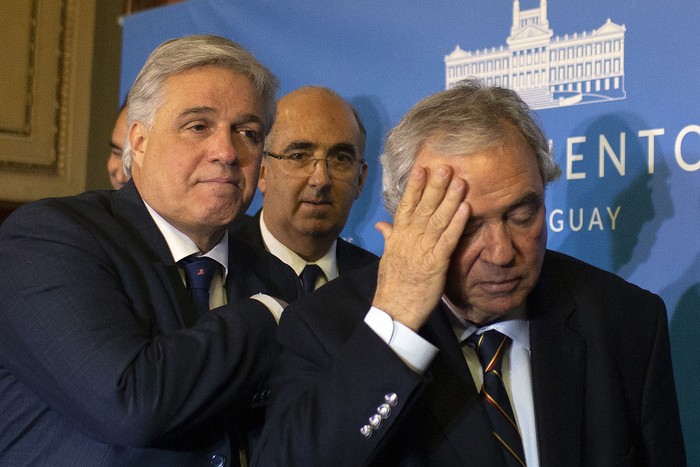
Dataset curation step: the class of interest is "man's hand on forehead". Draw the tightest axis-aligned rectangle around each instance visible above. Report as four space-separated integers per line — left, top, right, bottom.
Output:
373 165 470 331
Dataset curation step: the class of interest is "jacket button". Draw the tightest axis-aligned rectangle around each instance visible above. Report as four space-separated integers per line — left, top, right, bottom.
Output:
369 414 382 429
384 392 398 407
360 424 373 438
210 454 226 467
377 403 391 419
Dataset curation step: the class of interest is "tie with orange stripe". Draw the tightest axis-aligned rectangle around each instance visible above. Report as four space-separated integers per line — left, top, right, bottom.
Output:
466 330 526 466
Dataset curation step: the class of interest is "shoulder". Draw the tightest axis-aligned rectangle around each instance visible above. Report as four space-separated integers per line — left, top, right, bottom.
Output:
280 262 379 339
536 249 666 322
229 212 263 247
336 237 380 271
1 190 117 237
542 250 657 296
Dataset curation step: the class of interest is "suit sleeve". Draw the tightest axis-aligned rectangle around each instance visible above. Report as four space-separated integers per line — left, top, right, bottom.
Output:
0 201 277 448
252 298 426 467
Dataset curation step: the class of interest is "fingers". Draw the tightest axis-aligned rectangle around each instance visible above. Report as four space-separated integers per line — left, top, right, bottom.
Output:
419 172 468 253
371 164 470 331
375 221 393 241
392 166 428 229
392 164 468 250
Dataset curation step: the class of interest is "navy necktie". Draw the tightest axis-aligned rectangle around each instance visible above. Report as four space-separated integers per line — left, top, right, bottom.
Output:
180 256 219 317
465 330 526 466
300 264 322 296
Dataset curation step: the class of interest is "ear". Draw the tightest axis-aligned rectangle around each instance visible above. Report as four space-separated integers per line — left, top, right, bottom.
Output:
257 158 268 194
129 121 148 168
355 162 368 199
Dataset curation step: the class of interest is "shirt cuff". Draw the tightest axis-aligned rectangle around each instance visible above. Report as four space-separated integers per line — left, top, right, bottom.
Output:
364 306 438 374
250 293 287 323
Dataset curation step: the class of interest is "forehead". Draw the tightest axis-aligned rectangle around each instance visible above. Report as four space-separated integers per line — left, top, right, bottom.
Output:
158 66 261 117
112 107 128 139
272 92 361 147
416 130 543 209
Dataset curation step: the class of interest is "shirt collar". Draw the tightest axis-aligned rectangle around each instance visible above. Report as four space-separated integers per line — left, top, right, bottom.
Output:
442 295 530 352
143 201 229 279
259 209 338 280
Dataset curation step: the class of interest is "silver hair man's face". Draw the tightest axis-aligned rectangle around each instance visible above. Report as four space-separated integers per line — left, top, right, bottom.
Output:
128 66 265 238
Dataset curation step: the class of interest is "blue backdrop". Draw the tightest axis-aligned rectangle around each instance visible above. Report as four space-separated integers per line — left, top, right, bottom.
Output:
121 1 699 461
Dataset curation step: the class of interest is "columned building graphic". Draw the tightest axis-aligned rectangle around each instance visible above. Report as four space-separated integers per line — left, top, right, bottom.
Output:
445 0 626 110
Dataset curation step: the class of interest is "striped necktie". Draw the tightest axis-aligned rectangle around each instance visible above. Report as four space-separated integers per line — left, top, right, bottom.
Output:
465 330 526 466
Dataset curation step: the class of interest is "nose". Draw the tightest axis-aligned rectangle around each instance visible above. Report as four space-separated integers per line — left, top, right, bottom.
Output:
209 128 238 165
479 222 515 266
307 158 332 187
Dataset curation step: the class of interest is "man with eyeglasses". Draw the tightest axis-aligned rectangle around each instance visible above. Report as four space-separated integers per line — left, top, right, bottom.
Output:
235 86 378 294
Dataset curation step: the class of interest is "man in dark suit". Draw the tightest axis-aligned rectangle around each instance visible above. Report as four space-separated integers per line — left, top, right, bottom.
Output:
253 80 686 466
0 35 298 466
235 86 377 293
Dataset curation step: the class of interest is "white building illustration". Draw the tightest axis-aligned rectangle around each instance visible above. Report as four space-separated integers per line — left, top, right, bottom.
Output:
445 0 626 110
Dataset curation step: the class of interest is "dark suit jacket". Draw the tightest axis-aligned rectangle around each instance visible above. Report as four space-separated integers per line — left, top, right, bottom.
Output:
232 210 378 282
0 182 300 467
253 250 686 466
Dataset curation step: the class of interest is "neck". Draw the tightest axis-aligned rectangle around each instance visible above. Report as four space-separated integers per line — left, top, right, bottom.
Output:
178 225 225 254
284 235 335 262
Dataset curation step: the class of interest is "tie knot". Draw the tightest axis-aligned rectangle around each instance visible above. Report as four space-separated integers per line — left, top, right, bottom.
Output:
300 264 323 295
180 256 219 291
465 330 510 373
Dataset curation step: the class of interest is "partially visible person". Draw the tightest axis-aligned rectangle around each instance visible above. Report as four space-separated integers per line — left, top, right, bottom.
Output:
0 35 300 466
107 102 130 189
253 79 686 466
235 86 377 294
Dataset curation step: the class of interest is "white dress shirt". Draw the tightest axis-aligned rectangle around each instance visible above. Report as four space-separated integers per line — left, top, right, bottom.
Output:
144 202 228 308
259 210 337 290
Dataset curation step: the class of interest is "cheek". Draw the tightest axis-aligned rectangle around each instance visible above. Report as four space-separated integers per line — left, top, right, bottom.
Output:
448 240 480 281
242 164 261 194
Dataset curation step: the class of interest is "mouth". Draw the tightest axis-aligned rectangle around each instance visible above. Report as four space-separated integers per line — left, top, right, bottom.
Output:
301 198 332 206
477 277 520 295
199 177 240 187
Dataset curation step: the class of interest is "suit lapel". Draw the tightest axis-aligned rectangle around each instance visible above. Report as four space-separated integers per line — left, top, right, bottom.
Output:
420 305 507 466
528 254 586 466
226 234 301 304
336 238 377 274
110 182 193 328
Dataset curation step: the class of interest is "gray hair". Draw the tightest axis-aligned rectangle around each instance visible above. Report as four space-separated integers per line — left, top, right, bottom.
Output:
381 78 561 213
122 35 278 176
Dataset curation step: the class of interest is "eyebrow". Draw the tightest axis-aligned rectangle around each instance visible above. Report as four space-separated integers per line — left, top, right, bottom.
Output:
282 140 315 152
469 191 543 222
506 192 543 214
329 142 358 157
176 107 264 127
109 141 122 151
282 140 358 157
177 106 216 120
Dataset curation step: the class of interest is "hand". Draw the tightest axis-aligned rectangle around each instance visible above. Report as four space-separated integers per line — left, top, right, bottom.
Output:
373 165 469 331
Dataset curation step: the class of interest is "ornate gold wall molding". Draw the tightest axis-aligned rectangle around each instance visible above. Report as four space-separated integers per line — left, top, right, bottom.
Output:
0 0 95 202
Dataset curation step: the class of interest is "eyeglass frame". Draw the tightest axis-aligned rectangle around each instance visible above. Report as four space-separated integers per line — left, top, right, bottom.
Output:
262 150 365 177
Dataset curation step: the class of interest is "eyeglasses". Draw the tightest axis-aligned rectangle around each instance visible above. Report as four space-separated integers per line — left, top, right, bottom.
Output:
263 151 364 178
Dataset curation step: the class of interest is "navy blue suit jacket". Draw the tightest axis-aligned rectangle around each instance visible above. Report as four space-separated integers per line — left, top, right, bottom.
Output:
0 182 300 466
254 250 685 466
232 210 378 284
